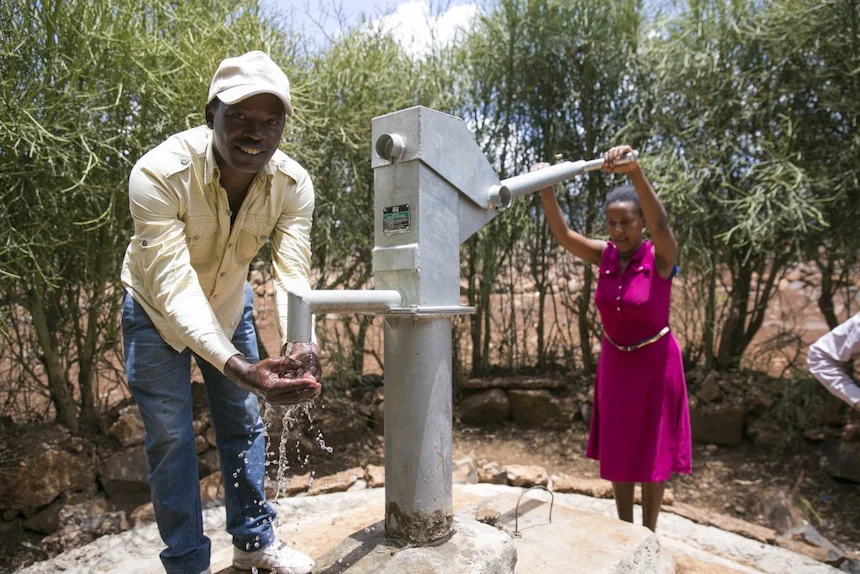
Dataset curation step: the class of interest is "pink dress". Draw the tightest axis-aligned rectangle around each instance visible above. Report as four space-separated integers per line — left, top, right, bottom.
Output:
586 240 692 482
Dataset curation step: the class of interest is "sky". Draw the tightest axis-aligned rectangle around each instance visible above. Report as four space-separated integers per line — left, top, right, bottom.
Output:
264 0 481 55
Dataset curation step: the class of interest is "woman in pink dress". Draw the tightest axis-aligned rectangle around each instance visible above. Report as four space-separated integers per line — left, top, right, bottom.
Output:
535 145 692 532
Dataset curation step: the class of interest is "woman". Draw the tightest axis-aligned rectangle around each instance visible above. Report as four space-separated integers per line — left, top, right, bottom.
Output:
535 145 691 532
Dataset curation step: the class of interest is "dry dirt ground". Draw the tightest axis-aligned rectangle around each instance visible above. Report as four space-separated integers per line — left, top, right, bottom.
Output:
3 403 858 572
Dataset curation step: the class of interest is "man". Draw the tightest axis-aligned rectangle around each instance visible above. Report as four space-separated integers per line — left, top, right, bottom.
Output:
121 51 320 574
808 312 860 411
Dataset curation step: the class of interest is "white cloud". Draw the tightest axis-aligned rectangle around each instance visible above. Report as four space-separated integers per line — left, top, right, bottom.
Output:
373 1 479 58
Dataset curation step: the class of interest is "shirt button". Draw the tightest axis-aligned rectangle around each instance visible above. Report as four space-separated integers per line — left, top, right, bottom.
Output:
213 294 219 299
616 296 621 301
227 242 233 248
226 210 233 216
616 307 621 311
219 272 226 277
180 158 189 165
192 235 199 241
617 285 622 290
604 270 610 274
141 240 148 247
259 235 267 241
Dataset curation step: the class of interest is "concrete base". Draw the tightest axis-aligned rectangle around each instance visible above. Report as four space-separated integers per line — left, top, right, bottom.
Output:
486 490 674 573
18 484 840 574
312 517 516 573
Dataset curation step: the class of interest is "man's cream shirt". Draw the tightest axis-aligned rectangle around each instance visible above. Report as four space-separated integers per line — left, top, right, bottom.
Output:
121 125 313 373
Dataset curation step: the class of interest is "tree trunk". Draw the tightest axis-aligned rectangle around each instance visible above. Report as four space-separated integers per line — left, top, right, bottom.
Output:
578 266 595 374
815 255 840 330
28 284 79 433
703 252 717 371
716 263 751 370
351 315 370 375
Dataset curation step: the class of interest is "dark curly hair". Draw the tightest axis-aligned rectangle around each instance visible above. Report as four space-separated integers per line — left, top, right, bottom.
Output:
605 185 642 215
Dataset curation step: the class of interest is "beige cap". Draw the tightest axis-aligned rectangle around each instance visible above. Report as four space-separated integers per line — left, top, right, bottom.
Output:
207 51 294 117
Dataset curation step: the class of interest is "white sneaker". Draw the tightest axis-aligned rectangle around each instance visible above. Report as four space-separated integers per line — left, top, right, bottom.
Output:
233 539 315 574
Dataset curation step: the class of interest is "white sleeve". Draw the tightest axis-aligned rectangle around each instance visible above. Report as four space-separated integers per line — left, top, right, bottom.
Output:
807 312 860 408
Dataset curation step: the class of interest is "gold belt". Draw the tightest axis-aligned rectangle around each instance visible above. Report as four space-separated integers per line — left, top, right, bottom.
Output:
605 326 670 352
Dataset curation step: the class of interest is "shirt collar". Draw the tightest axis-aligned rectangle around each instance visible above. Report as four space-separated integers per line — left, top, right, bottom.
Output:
630 240 650 262
204 133 218 186
606 239 650 272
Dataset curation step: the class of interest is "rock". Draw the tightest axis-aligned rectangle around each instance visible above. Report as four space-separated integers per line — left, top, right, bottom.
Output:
0 449 95 514
634 486 675 506
684 366 707 386
475 502 501 526
747 419 787 450
192 416 208 437
249 269 264 286
205 426 217 447
776 537 833 564
129 502 155 528
195 435 209 454
307 467 363 496
825 439 860 482
458 389 511 425
452 457 478 484
283 472 312 496
744 386 775 415
100 446 150 505
265 474 311 499
842 423 860 442
504 464 548 487
804 428 832 442
551 475 613 498
22 498 64 534
508 390 575 430
348 480 368 492
197 448 220 478
662 502 777 544
101 446 148 484
690 403 745 446
40 496 126 556
108 406 146 447
697 373 722 402
477 462 508 485
365 465 385 488
755 489 805 534
821 394 848 427
305 406 366 448
579 402 593 426
190 382 209 415
372 402 384 435
461 374 567 391
200 471 224 505
776 524 851 566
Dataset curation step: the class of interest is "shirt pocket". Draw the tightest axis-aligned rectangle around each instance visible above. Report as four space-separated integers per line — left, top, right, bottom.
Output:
184 216 218 262
235 216 275 264
625 263 653 307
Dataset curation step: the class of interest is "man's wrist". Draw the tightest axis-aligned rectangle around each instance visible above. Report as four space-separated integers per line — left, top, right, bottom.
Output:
224 354 249 382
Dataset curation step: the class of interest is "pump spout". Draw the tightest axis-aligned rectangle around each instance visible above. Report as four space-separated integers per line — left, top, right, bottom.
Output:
286 289 404 342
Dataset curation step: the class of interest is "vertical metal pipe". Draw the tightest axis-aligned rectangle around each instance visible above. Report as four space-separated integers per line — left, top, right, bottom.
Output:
383 317 453 544
287 291 313 342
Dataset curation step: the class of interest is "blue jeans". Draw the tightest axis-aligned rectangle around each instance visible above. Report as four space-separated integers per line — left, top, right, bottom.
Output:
122 284 275 574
